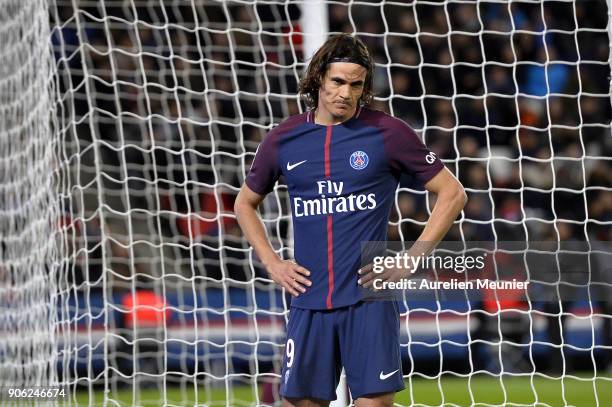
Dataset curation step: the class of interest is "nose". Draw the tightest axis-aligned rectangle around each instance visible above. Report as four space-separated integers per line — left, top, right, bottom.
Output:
339 84 351 100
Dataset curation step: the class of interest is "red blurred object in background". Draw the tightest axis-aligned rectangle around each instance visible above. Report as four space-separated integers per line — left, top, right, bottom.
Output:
122 290 172 328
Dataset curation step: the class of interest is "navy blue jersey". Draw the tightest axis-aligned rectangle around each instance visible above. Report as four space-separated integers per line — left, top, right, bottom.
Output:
246 107 444 310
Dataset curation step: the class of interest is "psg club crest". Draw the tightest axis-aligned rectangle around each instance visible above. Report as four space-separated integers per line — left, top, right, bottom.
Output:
349 150 369 170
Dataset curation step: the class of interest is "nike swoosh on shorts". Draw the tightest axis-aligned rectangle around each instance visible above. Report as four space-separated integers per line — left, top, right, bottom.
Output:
379 369 399 380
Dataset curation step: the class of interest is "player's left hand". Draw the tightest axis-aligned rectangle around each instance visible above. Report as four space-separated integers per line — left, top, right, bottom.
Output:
357 262 412 290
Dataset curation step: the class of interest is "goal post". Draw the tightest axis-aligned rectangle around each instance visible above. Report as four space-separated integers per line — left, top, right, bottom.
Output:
1 1 611 406
0 0 60 389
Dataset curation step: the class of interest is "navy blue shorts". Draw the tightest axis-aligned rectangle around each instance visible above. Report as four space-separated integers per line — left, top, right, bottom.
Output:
279 300 405 401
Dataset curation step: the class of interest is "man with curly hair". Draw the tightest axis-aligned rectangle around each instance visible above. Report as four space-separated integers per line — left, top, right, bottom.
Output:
235 34 466 407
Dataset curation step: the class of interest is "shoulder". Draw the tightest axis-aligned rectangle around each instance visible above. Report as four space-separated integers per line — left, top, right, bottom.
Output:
357 108 428 154
265 112 309 141
356 107 415 135
254 112 308 161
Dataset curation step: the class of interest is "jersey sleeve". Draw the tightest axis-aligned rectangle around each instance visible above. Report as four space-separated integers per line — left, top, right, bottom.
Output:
384 119 444 185
245 130 281 195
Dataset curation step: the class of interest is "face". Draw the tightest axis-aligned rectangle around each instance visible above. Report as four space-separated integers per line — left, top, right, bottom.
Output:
317 62 367 123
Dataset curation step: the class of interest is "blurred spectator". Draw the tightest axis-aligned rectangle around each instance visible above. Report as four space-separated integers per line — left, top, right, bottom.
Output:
521 47 570 97
61 211 137 293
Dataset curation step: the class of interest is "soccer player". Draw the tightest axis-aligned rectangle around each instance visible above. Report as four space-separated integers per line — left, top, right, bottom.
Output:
234 34 466 407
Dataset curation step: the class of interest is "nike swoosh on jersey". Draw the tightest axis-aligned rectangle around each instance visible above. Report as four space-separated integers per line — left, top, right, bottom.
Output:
286 160 307 171
379 369 399 380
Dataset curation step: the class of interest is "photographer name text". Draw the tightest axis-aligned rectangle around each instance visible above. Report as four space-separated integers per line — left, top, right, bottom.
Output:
373 278 529 291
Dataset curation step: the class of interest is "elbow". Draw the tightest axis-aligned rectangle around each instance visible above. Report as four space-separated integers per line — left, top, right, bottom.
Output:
233 192 247 221
447 181 467 214
433 180 466 219
233 187 258 222
234 199 249 224
455 183 467 212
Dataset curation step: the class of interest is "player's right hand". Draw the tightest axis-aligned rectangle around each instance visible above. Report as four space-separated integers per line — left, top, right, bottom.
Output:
266 260 311 297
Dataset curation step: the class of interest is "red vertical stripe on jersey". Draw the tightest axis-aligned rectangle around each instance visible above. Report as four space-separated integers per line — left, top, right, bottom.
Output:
326 215 334 309
324 125 334 309
324 125 332 178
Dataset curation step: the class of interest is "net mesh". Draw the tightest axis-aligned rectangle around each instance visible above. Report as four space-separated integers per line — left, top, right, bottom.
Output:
1 0 611 406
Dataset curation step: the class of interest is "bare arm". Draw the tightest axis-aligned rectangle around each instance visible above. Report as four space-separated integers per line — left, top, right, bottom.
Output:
409 167 467 256
234 184 311 296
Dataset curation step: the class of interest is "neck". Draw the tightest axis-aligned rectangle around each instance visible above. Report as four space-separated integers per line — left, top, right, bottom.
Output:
314 106 358 126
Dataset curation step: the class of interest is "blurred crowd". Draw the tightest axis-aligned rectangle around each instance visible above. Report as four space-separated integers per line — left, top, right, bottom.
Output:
345 1 612 245
51 1 610 290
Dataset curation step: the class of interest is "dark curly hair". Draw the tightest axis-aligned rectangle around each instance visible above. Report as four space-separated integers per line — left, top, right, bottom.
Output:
299 34 374 109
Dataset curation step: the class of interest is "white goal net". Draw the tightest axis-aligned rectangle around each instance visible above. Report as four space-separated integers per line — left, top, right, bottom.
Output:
1 0 611 406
